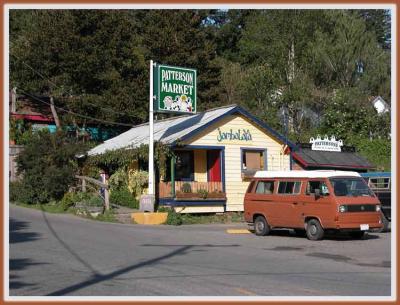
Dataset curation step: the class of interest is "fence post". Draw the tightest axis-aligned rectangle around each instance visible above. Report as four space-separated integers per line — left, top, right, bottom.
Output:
82 179 86 192
104 188 110 210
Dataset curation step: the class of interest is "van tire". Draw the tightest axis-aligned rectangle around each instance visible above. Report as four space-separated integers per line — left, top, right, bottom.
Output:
306 219 324 241
378 212 390 233
254 216 270 236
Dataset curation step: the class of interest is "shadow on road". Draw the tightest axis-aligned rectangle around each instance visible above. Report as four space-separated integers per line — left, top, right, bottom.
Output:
40 208 101 276
9 258 49 290
9 218 41 244
9 218 45 291
46 245 193 296
46 243 241 296
261 229 381 241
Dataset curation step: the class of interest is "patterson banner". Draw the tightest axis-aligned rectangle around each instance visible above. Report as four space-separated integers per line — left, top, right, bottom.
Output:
154 64 197 114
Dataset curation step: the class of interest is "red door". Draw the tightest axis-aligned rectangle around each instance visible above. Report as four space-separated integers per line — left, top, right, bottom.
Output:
207 150 221 182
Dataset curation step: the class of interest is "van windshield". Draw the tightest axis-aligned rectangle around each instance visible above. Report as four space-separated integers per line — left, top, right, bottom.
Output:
329 178 374 197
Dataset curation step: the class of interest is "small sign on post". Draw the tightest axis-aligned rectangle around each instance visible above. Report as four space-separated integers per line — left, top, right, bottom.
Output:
139 194 155 212
154 64 197 114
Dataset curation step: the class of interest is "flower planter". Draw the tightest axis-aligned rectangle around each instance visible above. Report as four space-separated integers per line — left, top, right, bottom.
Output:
175 192 226 201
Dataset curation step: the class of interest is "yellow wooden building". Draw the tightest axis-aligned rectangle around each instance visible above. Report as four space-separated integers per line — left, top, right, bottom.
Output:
89 105 294 213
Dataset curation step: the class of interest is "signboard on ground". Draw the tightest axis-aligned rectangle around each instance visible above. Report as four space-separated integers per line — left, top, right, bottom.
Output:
139 194 155 212
154 64 197 114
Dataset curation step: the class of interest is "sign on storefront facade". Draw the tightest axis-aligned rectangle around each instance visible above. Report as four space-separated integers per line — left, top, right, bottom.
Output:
154 64 197 114
310 135 343 152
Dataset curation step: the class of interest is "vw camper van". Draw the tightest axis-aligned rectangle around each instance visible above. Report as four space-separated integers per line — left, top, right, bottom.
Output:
244 171 382 240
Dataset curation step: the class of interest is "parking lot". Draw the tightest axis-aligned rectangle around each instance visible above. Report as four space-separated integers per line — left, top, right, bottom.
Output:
10 205 391 297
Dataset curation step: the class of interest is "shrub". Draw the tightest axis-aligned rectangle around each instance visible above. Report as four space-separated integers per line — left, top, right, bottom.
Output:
110 187 138 209
181 183 192 193
197 189 208 199
16 130 87 204
165 209 183 226
9 181 31 203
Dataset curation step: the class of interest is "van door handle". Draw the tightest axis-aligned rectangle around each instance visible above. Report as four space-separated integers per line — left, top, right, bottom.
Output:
292 202 298 205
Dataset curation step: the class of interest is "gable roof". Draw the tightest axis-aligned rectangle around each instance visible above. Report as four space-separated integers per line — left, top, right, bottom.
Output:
88 104 294 156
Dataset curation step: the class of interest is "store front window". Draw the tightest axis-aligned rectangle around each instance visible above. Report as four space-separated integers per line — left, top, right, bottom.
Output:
241 149 267 172
175 151 194 181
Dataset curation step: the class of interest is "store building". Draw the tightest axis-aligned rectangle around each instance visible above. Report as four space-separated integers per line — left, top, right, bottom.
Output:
89 105 294 213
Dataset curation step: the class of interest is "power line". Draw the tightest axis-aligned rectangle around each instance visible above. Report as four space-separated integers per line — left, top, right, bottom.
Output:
10 53 140 118
18 89 134 127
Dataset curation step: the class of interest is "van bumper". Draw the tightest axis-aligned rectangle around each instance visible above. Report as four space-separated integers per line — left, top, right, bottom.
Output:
334 212 383 230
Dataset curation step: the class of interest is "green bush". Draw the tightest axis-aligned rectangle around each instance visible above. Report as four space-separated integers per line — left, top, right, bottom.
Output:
16 130 87 204
165 209 183 226
9 181 32 203
110 187 138 209
181 183 192 193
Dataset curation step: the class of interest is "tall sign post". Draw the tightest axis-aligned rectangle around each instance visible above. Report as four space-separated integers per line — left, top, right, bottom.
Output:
148 60 155 196
145 62 197 206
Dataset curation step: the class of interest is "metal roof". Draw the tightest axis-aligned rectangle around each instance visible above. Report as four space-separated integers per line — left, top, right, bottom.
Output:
88 104 294 156
88 105 232 156
254 170 361 179
292 147 374 170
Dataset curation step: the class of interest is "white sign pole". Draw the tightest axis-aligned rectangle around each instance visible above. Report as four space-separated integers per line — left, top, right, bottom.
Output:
148 60 155 195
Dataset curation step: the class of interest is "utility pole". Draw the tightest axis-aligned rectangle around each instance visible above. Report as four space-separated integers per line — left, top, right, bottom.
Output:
50 96 61 128
11 87 17 113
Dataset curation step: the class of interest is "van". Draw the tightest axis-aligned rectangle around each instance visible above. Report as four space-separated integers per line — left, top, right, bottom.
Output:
244 170 383 240
360 172 391 232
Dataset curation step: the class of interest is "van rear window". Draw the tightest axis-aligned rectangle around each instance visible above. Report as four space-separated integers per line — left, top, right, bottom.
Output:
278 181 301 194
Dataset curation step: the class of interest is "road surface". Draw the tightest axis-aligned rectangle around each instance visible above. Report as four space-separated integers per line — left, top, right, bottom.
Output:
9 205 391 297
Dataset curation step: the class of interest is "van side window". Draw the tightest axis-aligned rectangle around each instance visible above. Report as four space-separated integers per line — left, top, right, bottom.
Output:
306 181 329 195
278 181 301 194
255 181 274 194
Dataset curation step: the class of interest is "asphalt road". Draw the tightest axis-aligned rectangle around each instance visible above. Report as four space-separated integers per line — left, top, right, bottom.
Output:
9 205 391 297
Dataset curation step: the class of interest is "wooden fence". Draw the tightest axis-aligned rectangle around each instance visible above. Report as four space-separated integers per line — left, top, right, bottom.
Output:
75 175 110 210
158 181 223 198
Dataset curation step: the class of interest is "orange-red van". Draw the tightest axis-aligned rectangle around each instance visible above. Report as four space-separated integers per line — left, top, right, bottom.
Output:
244 171 383 240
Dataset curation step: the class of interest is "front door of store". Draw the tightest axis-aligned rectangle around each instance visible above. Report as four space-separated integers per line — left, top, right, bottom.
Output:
207 150 221 182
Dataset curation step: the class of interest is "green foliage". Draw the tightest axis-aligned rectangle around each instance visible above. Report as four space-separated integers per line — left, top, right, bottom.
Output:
109 168 129 191
110 187 138 209
197 189 208 199
127 170 148 198
180 183 192 193
16 130 87 204
60 191 103 211
165 209 183 226
94 209 118 223
349 136 391 171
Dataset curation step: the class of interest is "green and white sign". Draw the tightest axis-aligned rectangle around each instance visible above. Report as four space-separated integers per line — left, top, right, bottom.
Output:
154 64 197 114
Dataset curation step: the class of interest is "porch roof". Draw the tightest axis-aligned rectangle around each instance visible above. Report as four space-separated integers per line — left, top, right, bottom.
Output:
88 104 294 156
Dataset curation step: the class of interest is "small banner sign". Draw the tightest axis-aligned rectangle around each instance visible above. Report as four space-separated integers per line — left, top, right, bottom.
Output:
310 135 343 152
154 64 197 114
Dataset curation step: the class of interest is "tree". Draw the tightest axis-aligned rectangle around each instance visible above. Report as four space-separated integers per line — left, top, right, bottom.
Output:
16 131 87 203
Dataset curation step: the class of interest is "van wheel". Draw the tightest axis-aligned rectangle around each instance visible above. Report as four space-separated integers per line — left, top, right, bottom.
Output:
306 219 324 241
377 212 390 233
254 216 270 236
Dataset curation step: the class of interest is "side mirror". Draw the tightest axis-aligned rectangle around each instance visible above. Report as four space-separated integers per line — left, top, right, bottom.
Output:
314 189 321 199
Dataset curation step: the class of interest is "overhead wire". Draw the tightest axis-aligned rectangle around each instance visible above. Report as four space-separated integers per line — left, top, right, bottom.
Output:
10 53 140 119
18 89 134 127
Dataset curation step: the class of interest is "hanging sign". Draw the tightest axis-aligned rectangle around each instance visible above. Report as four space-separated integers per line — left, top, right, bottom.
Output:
310 135 343 152
154 64 197 114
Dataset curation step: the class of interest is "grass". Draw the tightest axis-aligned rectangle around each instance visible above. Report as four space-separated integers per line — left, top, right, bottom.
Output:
158 207 244 225
12 201 70 214
12 201 118 223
